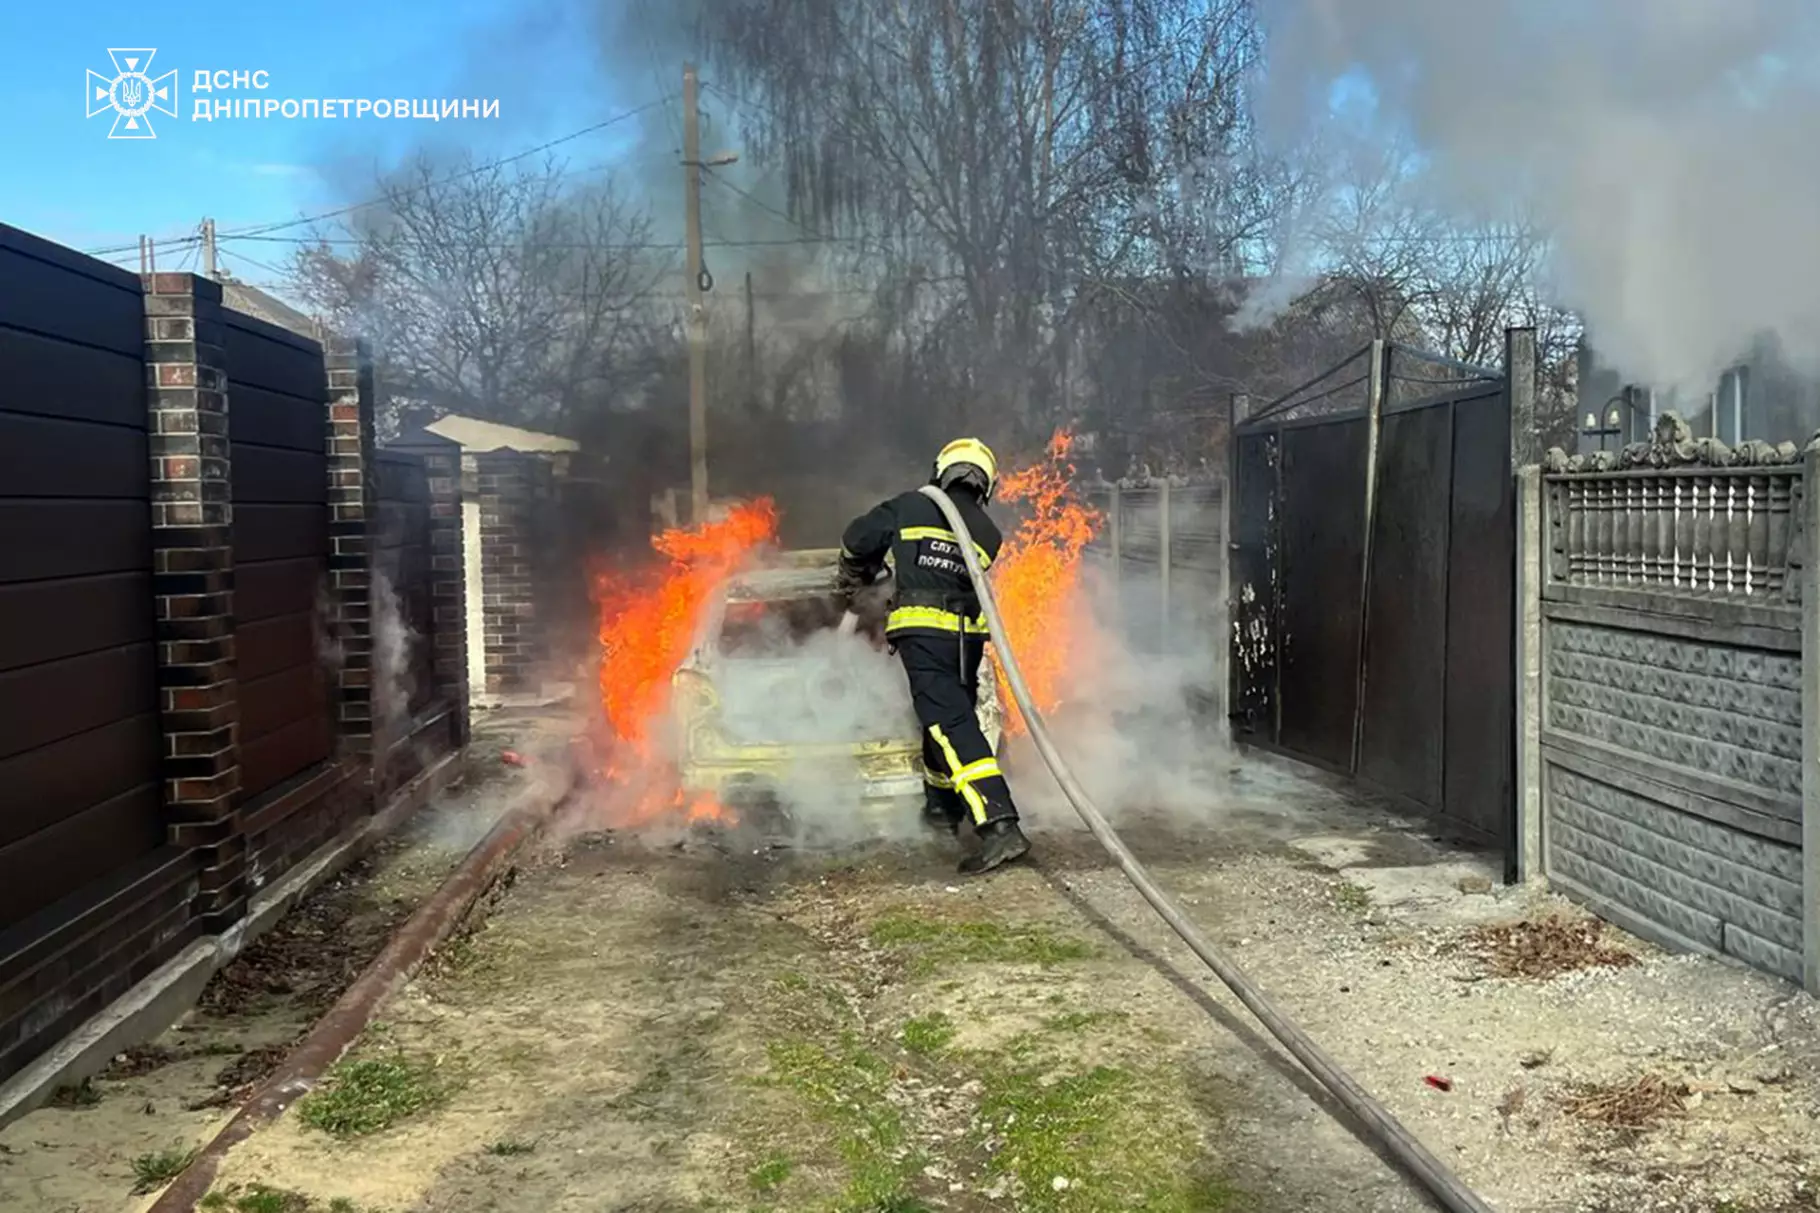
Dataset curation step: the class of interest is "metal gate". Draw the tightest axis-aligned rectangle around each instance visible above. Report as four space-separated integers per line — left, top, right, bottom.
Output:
1228 340 1519 856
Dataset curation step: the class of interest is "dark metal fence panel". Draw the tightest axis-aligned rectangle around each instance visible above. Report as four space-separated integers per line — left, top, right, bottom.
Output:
0 226 201 1086
1444 388 1517 846
226 311 332 804
0 231 163 934
1229 431 1279 736
0 229 475 1088
374 452 437 719
1277 419 1368 770
371 449 442 799
1358 403 1455 807
1231 338 1518 857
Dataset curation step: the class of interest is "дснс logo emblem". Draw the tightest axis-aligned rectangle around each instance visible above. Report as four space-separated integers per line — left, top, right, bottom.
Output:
87 48 178 139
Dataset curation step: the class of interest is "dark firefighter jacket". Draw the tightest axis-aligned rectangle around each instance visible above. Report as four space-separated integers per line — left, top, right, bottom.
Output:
839 489 1003 637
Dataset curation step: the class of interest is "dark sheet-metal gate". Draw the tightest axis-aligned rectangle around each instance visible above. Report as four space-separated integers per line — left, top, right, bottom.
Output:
1228 339 1521 860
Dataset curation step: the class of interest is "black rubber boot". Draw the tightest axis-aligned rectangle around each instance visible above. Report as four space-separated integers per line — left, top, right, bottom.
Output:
957 819 1030 876
922 789 963 836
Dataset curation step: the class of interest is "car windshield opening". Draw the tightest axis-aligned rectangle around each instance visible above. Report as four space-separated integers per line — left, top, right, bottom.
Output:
718 593 848 658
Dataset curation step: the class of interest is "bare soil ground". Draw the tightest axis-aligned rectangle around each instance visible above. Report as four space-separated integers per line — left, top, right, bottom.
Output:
9 740 1820 1213
0 713 549 1213
164 751 1820 1213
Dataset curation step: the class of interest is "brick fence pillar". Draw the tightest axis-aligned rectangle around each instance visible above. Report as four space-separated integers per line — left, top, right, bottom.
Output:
143 272 243 930
324 336 377 790
474 451 553 700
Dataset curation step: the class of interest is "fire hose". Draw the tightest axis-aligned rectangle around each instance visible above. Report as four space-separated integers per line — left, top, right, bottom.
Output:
915 483 1499 1213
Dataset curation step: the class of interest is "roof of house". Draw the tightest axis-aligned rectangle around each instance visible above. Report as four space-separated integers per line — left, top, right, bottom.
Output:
222 280 320 339
422 413 580 453
422 415 578 453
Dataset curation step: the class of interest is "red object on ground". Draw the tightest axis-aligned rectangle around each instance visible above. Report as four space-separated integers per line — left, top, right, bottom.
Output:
500 750 527 767
1423 1075 1453 1092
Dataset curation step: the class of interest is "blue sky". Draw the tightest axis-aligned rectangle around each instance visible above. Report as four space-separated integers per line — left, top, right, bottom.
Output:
0 0 654 279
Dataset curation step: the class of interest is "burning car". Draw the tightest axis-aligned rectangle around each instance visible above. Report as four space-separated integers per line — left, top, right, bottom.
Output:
665 547 1003 817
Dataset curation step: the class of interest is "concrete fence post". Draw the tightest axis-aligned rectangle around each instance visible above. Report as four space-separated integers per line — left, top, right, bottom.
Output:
1508 326 1544 887
1514 465 1544 883
1506 327 1540 468
1802 449 1820 995
142 272 244 930
323 336 377 792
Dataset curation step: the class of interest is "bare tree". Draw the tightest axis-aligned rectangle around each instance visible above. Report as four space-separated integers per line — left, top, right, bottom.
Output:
669 0 1286 442
287 153 666 437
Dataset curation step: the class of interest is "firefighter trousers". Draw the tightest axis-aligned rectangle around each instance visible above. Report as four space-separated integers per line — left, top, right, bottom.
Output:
893 632 1018 829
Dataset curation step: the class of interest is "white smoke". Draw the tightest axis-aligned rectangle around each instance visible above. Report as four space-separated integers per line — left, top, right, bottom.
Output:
371 567 417 741
712 621 947 850
1007 560 1234 833
1251 0 1820 395
715 624 918 747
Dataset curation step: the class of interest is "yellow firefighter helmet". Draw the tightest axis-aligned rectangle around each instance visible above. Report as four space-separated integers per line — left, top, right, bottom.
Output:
931 437 998 502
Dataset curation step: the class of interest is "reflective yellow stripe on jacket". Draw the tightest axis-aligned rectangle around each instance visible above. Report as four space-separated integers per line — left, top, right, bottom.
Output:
886 605 989 635
898 526 993 570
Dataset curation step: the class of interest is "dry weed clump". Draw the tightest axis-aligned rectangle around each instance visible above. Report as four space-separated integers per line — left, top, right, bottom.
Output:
1466 914 1638 980
1559 1072 1689 1133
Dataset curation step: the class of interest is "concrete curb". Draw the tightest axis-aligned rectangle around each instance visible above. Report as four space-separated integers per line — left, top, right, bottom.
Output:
144 760 577 1212
0 749 467 1133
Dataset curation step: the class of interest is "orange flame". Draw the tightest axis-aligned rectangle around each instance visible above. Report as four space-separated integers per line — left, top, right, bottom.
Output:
592 499 780 824
990 429 1102 735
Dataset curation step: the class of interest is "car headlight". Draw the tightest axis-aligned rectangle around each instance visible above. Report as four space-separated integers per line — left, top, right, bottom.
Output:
672 669 721 720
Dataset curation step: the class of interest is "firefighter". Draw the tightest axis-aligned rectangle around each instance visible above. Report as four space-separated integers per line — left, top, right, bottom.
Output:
836 438 1031 875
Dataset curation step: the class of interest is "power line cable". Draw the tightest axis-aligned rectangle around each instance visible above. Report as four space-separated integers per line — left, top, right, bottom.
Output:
216 245 289 280
82 95 675 258
215 232 867 252
631 0 684 150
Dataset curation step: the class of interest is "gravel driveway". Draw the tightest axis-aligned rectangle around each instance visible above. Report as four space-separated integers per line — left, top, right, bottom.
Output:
149 749 1820 1212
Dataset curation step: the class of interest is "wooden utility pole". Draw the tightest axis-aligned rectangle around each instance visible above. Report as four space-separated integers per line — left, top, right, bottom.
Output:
200 217 217 279
682 62 710 524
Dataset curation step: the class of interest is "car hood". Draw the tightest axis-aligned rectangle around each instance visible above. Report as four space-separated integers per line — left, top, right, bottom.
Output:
711 645 920 746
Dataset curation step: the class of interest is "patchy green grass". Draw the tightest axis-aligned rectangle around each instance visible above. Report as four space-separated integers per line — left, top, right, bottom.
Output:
976 1063 1238 1213
199 1188 370 1213
761 1034 925 1209
297 1052 453 1138
747 1154 793 1193
1332 881 1373 914
483 1138 536 1157
867 912 1094 973
428 933 484 976
1042 1009 1129 1033
130 1146 197 1194
47 1077 102 1108
732 903 1232 1212
198 1184 311 1213
900 1012 956 1055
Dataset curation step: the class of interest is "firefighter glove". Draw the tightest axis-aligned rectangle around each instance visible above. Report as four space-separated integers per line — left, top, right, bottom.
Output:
835 556 876 607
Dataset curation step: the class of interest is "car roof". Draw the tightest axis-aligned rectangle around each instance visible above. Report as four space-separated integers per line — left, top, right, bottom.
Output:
724 548 842 603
